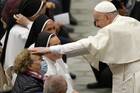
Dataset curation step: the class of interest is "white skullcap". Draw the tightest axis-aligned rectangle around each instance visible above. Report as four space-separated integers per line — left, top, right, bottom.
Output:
94 1 117 13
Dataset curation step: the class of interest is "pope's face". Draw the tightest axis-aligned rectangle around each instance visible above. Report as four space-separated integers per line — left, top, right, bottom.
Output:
93 10 111 28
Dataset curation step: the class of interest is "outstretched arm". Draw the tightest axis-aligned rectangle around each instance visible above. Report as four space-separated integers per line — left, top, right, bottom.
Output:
28 29 109 56
28 39 90 55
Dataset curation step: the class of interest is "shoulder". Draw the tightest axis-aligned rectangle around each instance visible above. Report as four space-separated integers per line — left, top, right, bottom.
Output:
9 24 29 38
16 73 43 85
10 24 29 34
16 73 31 82
14 73 43 93
103 15 140 31
114 15 140 25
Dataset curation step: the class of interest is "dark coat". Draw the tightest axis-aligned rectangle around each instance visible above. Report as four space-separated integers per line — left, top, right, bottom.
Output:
130 1 140 21
11 73 43 93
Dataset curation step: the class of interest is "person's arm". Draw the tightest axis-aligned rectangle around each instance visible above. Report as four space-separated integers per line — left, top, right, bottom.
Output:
29 29 109 56
49 39 89 56
26 22 33 30
48 28 110 55
13 25 31 40
28 38 91 55
12 14 33 40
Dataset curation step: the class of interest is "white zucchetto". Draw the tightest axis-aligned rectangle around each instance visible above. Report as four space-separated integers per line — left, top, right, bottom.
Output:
94 1 117 13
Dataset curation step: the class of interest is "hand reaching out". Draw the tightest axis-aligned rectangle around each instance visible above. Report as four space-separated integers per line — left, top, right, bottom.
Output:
28 47 50 54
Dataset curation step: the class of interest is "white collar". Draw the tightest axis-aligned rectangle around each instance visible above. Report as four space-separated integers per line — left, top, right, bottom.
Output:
112 15 120 23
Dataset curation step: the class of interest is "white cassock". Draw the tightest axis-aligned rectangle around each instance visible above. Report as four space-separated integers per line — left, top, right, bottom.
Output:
1 22 33 70
48 15 140 93
44 57 74 93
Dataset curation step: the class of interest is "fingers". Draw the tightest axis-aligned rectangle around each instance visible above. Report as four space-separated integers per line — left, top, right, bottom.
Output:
28 49 42 55
13 14 31 26
13 15 17 19
13 14 24 24
13 14 23 20
16 14 23 18
28 47 48 54
28 48 38 53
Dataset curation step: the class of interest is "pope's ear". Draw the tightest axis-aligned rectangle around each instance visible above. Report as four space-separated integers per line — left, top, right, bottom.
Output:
106 14 113 21
104 14 109 20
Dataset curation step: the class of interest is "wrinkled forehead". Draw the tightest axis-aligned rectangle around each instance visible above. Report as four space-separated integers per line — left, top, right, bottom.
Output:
93 10 105 18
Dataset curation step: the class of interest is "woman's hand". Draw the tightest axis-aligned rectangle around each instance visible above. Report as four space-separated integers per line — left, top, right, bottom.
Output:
13 14 32 27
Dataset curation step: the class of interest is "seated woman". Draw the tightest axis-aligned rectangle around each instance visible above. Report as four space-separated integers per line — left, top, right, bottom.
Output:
11 49 44 93
30 31 78 93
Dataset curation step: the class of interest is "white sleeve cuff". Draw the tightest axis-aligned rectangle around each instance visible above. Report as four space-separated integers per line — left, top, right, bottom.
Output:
49 45 63 54
26 22 33 30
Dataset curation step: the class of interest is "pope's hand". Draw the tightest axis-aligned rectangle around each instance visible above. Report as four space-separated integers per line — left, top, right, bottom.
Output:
28 47 50 54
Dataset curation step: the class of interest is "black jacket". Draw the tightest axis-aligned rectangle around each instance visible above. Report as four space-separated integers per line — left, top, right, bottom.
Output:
130 1 140 21
11 73 43 93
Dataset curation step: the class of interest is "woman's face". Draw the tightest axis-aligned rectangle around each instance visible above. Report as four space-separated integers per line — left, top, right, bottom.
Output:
29 54 42 73
45 36 62 61
44 19 56 33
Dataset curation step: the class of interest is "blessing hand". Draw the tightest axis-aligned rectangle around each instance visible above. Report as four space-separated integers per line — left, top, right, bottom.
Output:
28 47 50 54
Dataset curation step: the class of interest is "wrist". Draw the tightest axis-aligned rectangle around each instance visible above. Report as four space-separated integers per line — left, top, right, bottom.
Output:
26 22 33 30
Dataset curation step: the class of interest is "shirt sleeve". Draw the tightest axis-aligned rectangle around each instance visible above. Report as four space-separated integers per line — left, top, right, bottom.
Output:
20 22 33 40
26 22 33 30
12 23 32 40
49 39 89 56
49 29 110 57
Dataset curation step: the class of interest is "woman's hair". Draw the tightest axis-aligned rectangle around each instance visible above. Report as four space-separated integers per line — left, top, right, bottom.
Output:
14 49 32 74
1 0 22 24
